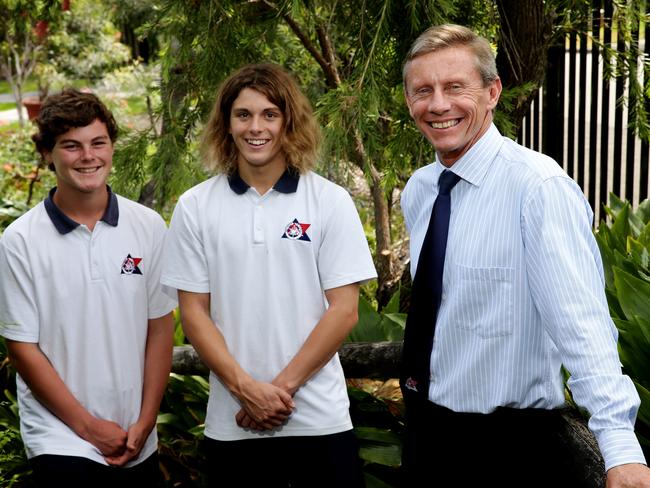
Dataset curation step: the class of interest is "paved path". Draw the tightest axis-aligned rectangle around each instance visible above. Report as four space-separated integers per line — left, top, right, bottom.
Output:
0 92 37 123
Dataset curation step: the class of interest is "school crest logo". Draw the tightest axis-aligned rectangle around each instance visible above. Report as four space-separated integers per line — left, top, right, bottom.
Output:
281 218 311 242
120 254 143 275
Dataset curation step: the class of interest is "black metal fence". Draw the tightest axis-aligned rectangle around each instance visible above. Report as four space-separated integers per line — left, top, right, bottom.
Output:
517 0 649 222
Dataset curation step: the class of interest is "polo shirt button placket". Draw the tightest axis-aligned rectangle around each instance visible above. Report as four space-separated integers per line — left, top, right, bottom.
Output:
253 205 264 244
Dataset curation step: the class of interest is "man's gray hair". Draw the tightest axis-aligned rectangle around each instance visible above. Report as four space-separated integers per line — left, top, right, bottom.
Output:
403 24 498 87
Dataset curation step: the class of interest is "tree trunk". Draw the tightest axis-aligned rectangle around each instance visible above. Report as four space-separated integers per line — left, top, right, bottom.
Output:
495 0 556 131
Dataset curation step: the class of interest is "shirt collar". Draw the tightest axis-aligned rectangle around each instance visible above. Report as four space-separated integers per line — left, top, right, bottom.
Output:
227 168 300 195
434 123 503 187
44 186 119 235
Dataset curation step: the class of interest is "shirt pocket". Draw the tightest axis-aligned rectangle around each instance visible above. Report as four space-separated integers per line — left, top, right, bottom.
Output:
449 265 515 338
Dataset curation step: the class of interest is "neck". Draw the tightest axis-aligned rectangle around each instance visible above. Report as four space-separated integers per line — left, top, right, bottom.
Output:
53 186 109 231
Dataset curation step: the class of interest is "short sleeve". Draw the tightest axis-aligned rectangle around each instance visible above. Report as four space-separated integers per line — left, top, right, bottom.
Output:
317 188 377 290
161 193 211 293
0 234 39 342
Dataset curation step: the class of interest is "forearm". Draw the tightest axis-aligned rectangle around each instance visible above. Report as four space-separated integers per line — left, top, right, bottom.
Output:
137 312 174 429
273 284 359 395
7 340 95 437
179 291 253 397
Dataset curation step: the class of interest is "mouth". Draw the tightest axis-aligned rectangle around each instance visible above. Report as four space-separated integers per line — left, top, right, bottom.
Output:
75 166 102 174
429 119 460 129
246 139 270 147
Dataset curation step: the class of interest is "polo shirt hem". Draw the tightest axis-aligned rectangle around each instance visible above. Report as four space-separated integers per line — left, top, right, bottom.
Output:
322 271 378 291
26 443 158 468
204 420 353 441
160 277 210 294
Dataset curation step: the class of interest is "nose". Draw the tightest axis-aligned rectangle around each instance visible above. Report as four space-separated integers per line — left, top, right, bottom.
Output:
427 90 451 114
80 144 95 160
249 115 263 133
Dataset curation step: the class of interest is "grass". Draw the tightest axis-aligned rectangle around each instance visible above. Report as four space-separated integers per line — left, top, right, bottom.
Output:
0 78 38 96
0 102 16 111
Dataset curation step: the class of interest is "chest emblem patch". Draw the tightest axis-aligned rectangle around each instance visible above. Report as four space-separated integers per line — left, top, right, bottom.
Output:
282 218 311 242
120 254 143 275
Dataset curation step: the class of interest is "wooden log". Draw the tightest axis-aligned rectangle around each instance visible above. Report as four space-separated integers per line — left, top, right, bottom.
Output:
172 341 402 378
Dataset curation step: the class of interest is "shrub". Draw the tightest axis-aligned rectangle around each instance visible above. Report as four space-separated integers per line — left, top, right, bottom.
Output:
594 194 650 455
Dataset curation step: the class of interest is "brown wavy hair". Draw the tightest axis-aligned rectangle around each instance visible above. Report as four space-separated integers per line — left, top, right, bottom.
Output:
32 88 118 170
201 63 321 175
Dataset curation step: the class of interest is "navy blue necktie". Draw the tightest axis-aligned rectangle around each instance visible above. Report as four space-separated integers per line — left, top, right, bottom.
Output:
401 169 461 399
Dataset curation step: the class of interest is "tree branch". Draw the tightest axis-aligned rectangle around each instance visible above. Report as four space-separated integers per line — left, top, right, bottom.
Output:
262 0 339 88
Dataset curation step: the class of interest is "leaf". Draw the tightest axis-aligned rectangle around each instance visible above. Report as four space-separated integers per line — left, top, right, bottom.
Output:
364 472 397 488
382 288 401 314
355 426 401 445
358 444 401 467
348 295 383 342
380 313 406 341
613 267 650 323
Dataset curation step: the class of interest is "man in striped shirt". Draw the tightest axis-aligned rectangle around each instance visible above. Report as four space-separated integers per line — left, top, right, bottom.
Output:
400 24 649 487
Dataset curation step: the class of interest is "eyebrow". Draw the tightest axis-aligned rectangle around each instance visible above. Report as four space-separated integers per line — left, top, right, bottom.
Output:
232 106 281 113
58 135 110 145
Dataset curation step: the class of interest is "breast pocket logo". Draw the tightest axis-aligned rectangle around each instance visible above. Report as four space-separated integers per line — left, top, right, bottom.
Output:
281 218 311 242
121 254 143 275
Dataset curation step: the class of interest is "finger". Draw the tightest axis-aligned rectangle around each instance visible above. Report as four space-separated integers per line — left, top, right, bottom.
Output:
235 410 246 426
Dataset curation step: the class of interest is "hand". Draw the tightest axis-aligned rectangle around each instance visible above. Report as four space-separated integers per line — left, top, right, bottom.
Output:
235 380 294 430
235 410 264 430
104 420 154 466
607 463 650 487
82 417 128 458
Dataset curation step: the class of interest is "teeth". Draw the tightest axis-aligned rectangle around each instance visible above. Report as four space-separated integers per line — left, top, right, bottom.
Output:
248 139 268 146
76 167 100 174
430 120 459 129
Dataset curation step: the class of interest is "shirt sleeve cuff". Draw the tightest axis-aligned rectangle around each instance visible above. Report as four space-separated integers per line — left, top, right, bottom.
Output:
597 429 647 471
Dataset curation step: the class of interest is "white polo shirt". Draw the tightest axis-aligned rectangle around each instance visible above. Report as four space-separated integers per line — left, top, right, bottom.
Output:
0 188 176 466
161 170 377 440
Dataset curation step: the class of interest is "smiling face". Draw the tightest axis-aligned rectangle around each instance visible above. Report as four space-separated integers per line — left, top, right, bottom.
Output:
229 87 286 175
44 118 113 196
405 46 501 166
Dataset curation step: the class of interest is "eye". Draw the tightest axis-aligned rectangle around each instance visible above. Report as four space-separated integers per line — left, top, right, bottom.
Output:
265 111 280 119
447 83 463 92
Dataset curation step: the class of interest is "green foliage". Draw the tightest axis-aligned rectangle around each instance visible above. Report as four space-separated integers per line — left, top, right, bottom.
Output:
595 194 650 452
157 373 208 486
348 289 406 342
36 0 131 97
0 0 62 125
0 340 30 487
348 385 403 488
0 127 55 232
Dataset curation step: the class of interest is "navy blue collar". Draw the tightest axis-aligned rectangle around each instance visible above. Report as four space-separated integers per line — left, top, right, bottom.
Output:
227 168 300 195
44 186 119 235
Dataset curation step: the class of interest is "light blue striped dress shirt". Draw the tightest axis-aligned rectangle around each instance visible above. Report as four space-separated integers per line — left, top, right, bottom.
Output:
400 124 646 470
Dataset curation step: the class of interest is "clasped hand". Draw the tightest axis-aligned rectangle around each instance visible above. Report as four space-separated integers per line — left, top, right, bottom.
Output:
235 380 295 431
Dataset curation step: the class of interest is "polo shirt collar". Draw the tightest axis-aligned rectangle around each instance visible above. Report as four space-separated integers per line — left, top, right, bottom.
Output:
44 186 119 235
435 123 503 187
227 168 300 195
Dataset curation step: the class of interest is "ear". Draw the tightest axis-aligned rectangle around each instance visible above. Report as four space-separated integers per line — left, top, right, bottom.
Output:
486 77 502 111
